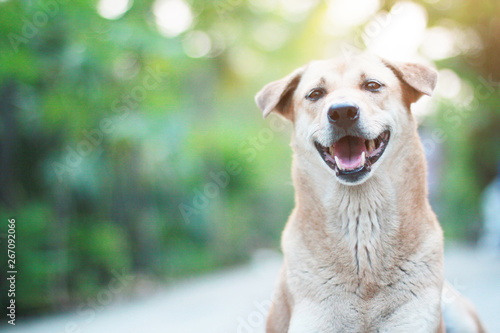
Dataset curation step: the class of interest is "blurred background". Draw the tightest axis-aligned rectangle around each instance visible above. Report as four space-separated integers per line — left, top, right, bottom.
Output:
0 0 499 331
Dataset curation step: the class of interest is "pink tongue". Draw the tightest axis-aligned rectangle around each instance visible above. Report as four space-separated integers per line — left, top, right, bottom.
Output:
333 136 366 170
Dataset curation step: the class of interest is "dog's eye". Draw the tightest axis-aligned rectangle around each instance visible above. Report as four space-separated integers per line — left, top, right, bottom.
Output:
306 88 326 101
364 80 383 92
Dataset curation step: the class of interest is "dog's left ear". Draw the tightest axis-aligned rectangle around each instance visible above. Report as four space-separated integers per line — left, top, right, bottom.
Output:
383 59 438 105
255 66 305 120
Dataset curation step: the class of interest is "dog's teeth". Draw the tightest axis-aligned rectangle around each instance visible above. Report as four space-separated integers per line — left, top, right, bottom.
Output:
329 146 335 156
334 156 343 170
361 151 366 165
367 140 375 152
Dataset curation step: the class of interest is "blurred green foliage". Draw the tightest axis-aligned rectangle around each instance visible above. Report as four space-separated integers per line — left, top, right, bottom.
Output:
0 0 498 315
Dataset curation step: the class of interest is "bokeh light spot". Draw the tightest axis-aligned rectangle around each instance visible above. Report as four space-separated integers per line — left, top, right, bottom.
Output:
323 0 380 35
97 0 133 20
154 0 193 38
364 2 427 60
183 31 212 58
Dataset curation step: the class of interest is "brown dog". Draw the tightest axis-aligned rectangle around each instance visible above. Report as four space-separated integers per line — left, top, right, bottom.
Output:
255 54 485 332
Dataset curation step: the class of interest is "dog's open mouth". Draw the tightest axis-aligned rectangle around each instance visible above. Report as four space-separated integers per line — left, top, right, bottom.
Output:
315 130 390 182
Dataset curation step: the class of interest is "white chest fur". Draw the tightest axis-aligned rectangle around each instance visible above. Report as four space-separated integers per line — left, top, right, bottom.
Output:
283 177 442 332
324 178 398 286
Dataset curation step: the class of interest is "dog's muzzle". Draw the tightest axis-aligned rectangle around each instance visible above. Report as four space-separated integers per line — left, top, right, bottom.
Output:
314 130 390 183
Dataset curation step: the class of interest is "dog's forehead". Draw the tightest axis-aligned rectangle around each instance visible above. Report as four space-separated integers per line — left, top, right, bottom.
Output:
300 56 396 87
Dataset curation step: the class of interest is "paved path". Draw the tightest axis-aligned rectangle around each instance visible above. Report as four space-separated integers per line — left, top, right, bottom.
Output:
3 245 499 333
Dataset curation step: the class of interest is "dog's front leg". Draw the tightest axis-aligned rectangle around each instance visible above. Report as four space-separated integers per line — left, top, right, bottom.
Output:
266 278 291 333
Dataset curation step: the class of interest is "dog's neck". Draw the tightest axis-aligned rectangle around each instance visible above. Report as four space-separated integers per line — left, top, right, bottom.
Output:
290 131 432 291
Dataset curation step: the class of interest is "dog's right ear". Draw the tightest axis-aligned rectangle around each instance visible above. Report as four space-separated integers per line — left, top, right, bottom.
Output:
255 67 305 120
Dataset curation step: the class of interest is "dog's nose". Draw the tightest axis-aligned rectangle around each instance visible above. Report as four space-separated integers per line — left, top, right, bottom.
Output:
327 103 360 128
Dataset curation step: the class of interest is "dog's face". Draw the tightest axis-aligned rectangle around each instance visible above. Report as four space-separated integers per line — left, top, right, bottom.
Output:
256 54 437 185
